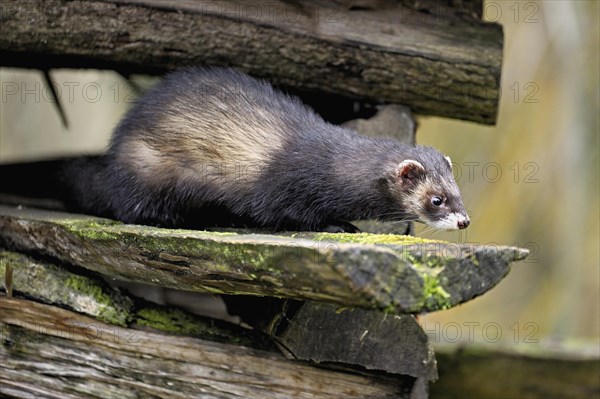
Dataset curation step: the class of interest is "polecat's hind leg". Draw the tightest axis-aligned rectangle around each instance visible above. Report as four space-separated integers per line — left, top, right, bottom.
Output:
322 221 361 233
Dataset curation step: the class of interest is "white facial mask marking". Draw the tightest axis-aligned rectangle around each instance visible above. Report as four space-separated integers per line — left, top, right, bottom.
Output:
428 212 469 230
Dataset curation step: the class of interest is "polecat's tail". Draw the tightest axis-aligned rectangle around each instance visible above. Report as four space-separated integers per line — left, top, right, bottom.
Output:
0 156 106 214
59 156 109 215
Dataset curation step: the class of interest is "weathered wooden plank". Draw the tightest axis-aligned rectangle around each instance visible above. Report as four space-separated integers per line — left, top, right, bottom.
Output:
271 302 437 380
0 0 503 124
0 251 435 394
0 250 274 349
0 297 413 399
0 205 528 314
432 343 600 398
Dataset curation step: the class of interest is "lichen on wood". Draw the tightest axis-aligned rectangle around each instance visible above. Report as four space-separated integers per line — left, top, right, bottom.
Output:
0 206 528 314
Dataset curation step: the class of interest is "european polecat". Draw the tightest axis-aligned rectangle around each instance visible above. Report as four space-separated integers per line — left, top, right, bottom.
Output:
64 68 469 232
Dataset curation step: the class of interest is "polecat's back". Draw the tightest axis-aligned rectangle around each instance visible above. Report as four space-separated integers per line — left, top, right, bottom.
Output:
109 68 322 194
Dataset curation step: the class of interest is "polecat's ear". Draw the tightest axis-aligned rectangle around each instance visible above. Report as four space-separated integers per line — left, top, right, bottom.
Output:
397 160 425 183
444 156 452 169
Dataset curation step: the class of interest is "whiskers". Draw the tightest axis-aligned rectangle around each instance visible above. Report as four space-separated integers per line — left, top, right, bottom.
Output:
377 211 420 224
387 218 420 225
416 224 469 243
417 225 440 236
375 212 421 235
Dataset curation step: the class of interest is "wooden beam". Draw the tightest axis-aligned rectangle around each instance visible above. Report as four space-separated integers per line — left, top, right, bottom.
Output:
0 297 414 399
0 0 503 124
0 250 274 350
0 251 436 395
0 205 528 314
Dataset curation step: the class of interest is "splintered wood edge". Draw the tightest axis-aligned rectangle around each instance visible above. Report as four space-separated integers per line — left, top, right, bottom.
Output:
0 206 528 314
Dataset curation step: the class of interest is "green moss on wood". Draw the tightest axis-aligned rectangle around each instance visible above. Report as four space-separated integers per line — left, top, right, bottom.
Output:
64 275 130 326
136 306 202 335
135 305 271 348
60 218 122 241
404 252 448 269
421 274 451 310
0 251 133 326
0 206 529 314
297 232 441 245
2 251 272 348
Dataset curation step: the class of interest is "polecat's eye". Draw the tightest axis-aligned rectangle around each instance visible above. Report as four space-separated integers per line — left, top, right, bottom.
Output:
431 196 443 206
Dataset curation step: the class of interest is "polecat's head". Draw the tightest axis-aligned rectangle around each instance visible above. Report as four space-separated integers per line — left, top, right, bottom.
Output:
387 147 470 230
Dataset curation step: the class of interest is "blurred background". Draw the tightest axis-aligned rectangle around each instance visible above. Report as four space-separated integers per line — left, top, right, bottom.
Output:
417 0 599 348
1 0 598 348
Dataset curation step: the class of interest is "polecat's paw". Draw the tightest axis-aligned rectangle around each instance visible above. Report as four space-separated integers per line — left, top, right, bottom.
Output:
323 221 361 233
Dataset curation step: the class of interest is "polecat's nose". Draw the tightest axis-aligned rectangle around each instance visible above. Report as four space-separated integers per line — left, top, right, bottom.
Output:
457 219 470 229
